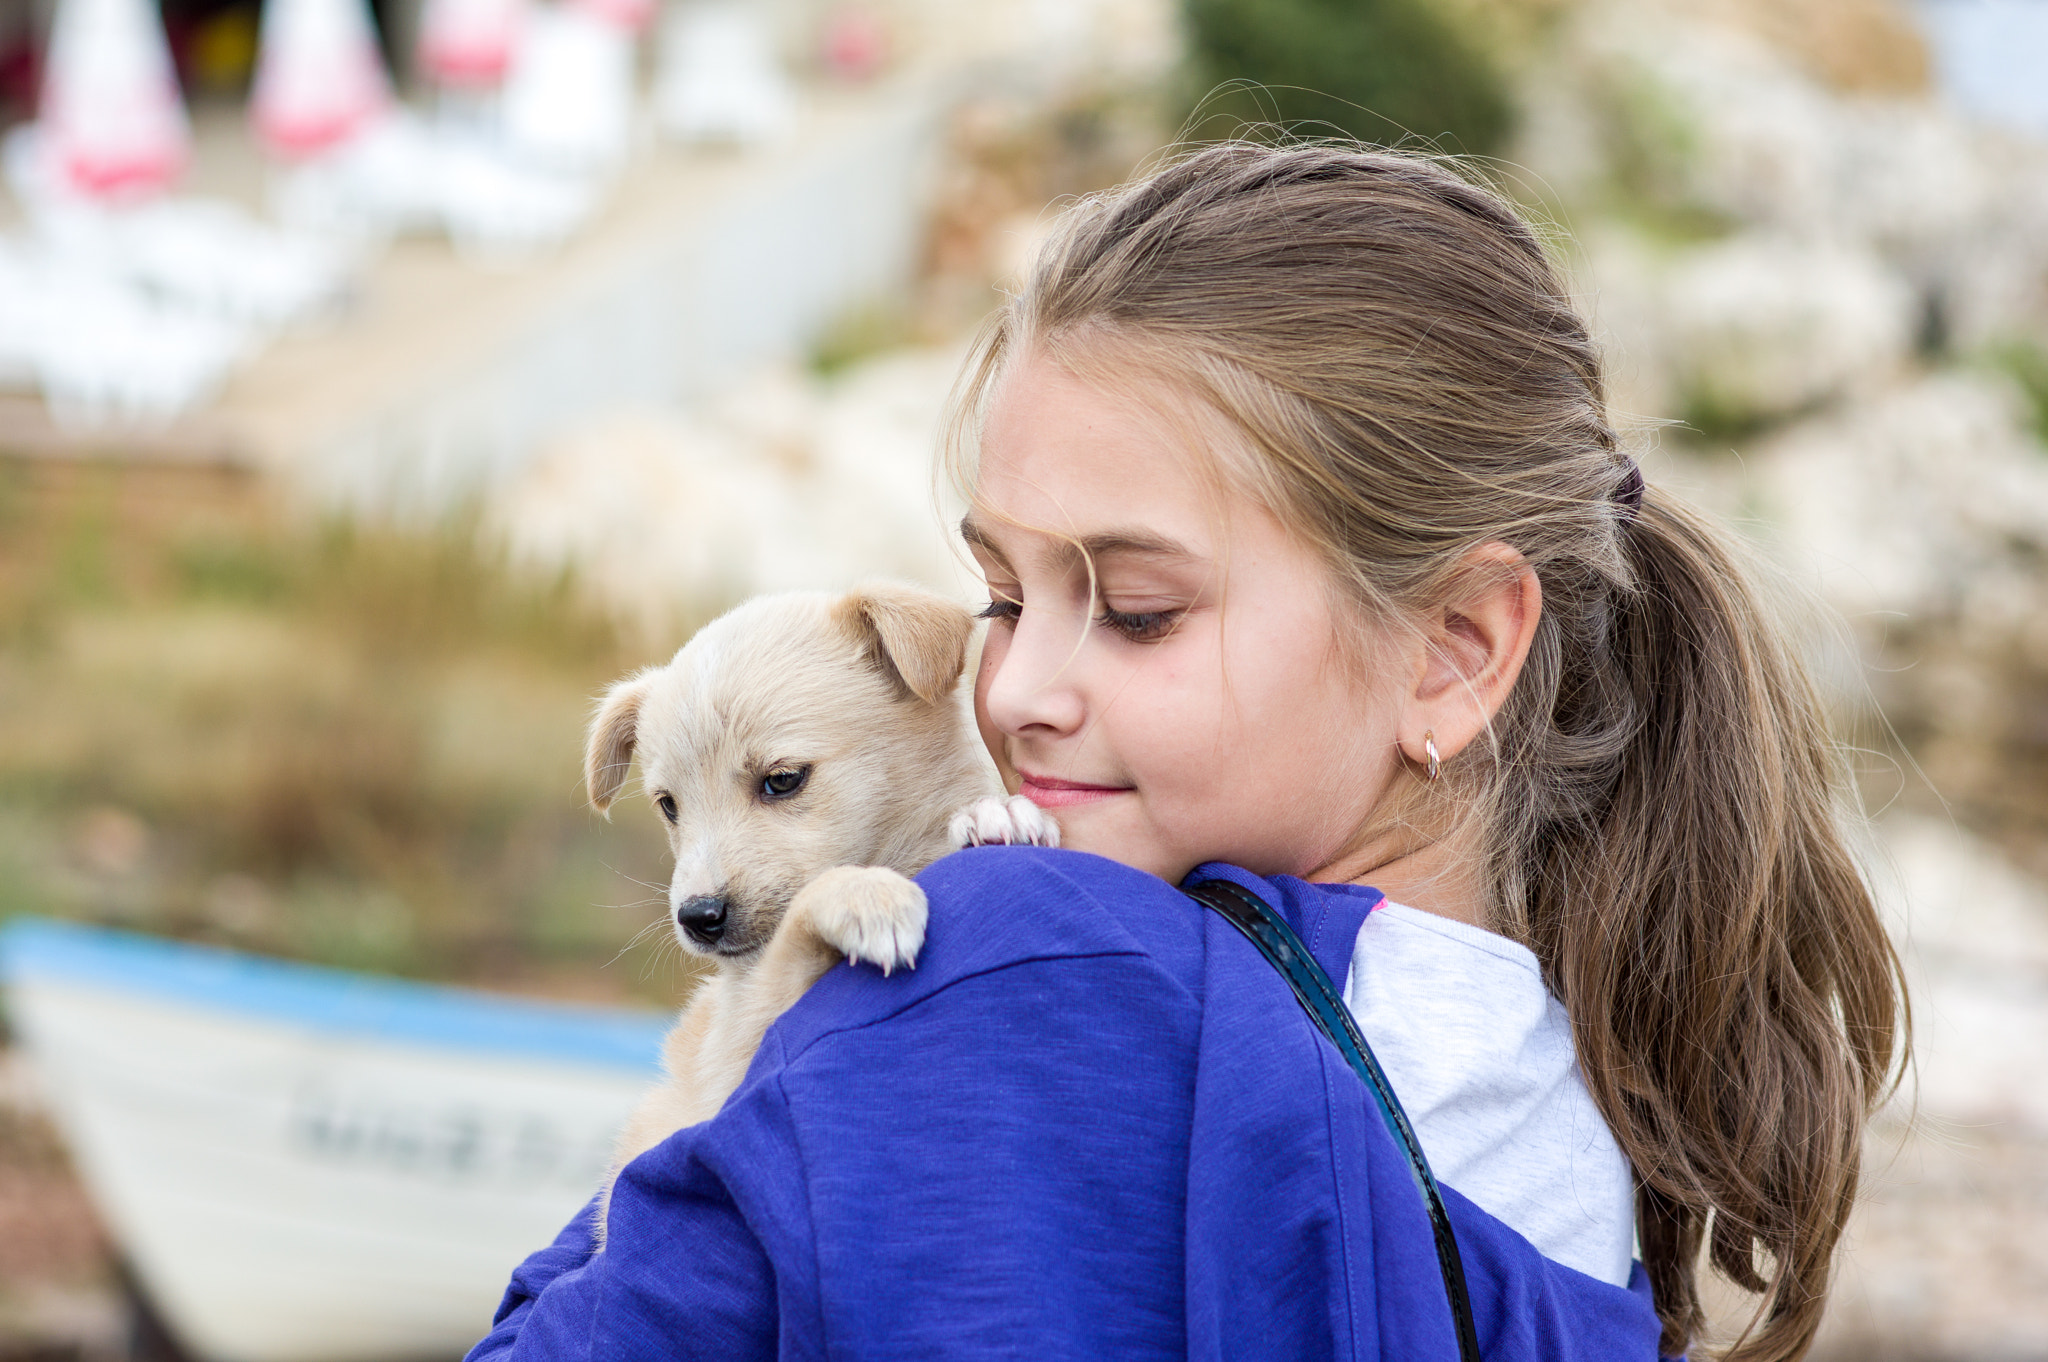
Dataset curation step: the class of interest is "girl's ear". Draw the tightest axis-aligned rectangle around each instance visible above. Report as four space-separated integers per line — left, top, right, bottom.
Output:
586 672 653 814
1402 542 1543 765
834 582 975 704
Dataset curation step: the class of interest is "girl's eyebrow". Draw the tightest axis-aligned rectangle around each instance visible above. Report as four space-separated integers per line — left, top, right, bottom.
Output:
957 517 1011 567
958 516 1199 568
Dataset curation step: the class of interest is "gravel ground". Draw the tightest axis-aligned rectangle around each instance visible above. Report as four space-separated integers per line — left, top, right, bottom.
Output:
0 1054 121 1362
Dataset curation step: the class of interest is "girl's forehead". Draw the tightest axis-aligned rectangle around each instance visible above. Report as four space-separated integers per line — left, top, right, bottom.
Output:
973 353 1242 556
958 512 1203 576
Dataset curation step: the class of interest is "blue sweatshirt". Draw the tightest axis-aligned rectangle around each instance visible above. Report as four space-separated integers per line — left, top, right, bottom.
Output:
469 847 1662 1361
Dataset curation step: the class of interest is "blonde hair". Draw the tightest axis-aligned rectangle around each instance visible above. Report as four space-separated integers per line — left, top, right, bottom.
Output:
947 142 1906 1362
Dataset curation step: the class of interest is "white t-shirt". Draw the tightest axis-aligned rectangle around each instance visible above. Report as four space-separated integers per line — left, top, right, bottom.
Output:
1342 901 1637 1286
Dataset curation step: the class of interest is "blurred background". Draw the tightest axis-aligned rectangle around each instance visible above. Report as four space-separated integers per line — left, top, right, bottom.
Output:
0 0 2043 1357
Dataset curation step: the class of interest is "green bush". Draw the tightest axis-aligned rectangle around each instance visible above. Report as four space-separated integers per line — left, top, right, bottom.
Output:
1181 0 1513 155
1987 339 2048 445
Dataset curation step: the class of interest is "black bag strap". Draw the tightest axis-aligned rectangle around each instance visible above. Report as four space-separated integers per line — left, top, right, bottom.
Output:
1184 878 1482 1362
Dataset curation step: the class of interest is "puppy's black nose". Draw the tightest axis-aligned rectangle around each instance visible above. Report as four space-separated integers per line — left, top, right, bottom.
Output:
676 895 729 946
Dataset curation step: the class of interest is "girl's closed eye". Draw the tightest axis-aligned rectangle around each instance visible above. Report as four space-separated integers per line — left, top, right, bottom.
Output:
975 591 1184 642
1097 603 1182 642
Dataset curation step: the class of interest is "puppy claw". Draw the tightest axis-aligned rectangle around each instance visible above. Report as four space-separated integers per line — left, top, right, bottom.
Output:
948 794 1061 851
788 866 927 975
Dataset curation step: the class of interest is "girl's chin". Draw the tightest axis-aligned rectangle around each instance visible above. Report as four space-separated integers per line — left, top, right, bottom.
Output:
1038 812 1188 884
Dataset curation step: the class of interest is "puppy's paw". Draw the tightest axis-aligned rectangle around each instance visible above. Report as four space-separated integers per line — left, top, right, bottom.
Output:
787 866 927 976
948 794 1062 851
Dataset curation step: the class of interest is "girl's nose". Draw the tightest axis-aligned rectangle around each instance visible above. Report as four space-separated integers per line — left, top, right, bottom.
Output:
980 609 1089 738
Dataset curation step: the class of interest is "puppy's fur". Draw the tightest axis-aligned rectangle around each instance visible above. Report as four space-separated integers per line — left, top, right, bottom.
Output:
585 583 1053 1237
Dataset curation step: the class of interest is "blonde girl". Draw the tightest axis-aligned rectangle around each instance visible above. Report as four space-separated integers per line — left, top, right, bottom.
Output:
475 142 1906 1362
952 141 1906 1361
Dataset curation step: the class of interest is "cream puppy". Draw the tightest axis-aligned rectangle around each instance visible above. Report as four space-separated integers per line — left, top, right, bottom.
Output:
584 583 1053 1235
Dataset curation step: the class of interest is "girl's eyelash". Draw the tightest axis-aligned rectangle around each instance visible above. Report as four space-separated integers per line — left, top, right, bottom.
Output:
978 596 1181 642
1097 606 1181 642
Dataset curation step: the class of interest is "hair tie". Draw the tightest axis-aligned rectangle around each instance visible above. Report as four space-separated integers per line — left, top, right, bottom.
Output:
1614 459 1645 524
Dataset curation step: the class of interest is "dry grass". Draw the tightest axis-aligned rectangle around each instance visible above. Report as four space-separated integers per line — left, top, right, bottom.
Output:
0 457 722 1005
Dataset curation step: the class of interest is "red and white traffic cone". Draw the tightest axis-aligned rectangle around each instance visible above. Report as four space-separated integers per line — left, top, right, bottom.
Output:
36 0 191 200
250 0 393 160
569 0 653 36
418 0 529 89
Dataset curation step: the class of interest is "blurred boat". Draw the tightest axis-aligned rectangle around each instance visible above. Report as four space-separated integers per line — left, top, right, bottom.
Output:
0 917 667 1362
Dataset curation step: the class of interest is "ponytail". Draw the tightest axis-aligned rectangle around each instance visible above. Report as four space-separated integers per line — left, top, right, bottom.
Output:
1521 493 1905 1361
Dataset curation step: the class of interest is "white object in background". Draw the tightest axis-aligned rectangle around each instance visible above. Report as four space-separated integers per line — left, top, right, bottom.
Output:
7 254 247 427
269 109 596 261
435 133 601 263
269 111 445 242
0 920 664 1362
97 198 355 328
419 0 529 88
0 240 44 389
251 0 393 161
33 0 190 201
655 2 795 145
501 4 637 172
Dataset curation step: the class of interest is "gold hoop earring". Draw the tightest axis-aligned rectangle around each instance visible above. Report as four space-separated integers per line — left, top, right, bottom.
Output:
1422 731 1442 782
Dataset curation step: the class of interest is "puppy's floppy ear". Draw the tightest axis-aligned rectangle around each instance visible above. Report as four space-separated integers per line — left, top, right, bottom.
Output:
833 582 974 704
585 671 653 815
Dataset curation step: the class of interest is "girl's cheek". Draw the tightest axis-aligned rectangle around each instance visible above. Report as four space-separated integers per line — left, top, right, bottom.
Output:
973 646 1018 788
974 630 1006 719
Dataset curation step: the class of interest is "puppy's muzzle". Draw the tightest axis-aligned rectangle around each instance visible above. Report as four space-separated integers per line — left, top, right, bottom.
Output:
675 894 730 947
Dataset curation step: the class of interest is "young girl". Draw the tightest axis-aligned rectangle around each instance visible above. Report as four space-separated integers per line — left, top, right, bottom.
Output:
473 143 1905 1362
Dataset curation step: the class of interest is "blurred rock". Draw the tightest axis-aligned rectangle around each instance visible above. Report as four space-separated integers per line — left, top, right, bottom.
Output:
1663 234 1914 429
485 408 815 636
1651 0 1931 95
484 350 976 638
200 873 273 936
1812 815 2048 1360
68 808 149 880
1527 0 2048 359
1872 816 2048 1132
1754 372 2048 620
1820 1115 2048 1362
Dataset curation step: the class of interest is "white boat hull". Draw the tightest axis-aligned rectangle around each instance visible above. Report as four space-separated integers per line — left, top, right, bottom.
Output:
2 921 668 1362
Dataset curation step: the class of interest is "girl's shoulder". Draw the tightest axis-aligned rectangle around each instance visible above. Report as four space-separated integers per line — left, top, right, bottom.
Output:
762 845 1210 1059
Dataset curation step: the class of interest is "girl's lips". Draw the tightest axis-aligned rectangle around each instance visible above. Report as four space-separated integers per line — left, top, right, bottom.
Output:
1018 772 1132 809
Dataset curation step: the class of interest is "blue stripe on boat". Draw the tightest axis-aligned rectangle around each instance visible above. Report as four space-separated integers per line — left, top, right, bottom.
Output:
0 917 668 1073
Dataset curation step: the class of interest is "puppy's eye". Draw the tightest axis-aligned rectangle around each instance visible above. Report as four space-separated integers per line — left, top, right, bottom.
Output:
655 793 678 823
760 766 809 800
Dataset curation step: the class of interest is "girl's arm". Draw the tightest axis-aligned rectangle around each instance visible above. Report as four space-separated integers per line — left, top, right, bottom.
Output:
466 1204 600 1362
464 1093 789 1362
